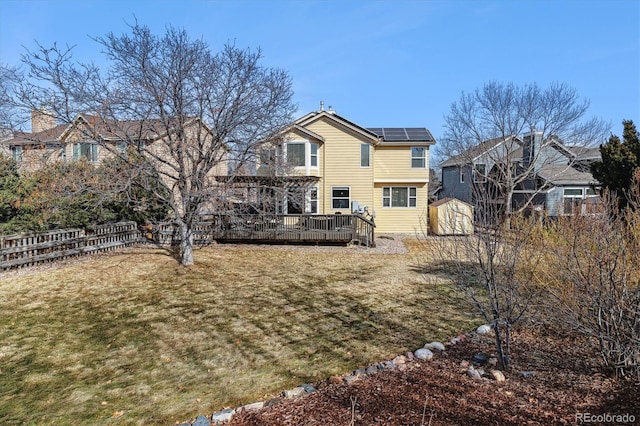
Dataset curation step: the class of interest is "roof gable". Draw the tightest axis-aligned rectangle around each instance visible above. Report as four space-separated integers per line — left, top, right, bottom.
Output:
294 110 435 146
295 110 380 142
430 197 473 208
440 135 522 167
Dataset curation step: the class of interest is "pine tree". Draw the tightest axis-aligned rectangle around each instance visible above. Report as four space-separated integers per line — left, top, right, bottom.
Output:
591 120 640 209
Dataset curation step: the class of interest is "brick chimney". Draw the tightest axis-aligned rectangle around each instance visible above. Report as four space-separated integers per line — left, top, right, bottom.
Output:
31 109 57 133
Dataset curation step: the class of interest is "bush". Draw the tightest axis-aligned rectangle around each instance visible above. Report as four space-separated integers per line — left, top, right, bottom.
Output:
538 179 640 379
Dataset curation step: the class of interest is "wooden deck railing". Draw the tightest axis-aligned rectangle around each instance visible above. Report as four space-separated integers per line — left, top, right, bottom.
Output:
0 215 376 271
153 214 376 247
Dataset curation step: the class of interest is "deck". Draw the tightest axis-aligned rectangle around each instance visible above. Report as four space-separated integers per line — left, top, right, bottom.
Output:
155 214 376 247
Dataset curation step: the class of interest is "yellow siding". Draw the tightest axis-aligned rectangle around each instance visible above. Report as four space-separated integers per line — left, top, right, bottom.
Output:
306 118 374 214
373 182 429 233
373 145 430 181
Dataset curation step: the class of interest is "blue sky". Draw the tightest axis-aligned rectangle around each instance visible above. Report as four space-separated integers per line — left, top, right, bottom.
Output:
0 0 638 160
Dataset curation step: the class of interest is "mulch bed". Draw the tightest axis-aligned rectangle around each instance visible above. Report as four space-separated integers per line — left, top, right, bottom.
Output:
229 325 640 425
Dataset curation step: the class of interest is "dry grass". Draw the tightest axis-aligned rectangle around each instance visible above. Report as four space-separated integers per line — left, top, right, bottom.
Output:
0 239 479 425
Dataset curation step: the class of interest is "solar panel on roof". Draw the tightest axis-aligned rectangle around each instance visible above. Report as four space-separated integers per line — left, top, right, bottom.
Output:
383 129 409 140
405 128 431 140
366 127 433 142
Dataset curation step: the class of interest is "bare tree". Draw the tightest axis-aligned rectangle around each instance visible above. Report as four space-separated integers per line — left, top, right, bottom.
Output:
421 202 543 371
0 63 27 135
18 23 295 265
422 81 609 371
441 81 609 222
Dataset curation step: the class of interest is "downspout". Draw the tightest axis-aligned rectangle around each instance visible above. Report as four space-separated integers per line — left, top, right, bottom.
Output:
322 140 326 214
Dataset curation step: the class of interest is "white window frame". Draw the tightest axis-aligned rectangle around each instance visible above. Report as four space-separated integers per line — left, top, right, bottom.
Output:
473 163 487 183
460 169 465 183
73 142 98 163
411 147 426 168
310 143 318 168
307 185 319 214
116 141 128 154
10 146 22 162
285 140 318 171
382 186 417 208
285 142 305 167
361 143 370 167
259 146 278 167
331 186 350 210
563 187 600 215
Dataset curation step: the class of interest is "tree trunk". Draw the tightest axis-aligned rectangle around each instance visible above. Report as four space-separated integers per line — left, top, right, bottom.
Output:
494 322 511 371
179 222 194 266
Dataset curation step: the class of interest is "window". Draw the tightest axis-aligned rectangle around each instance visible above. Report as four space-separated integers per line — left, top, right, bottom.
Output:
332 187 350 209
473 163 486 182
309 186 318 213
116 141 128 154
411 147 426 168
383 186 417 208
10 146 22 162
361 144 370 167
260 147 277 165
310 143 318 167
563 188 583 215
460 170 465 183
286 143 305 167
73 142 98 162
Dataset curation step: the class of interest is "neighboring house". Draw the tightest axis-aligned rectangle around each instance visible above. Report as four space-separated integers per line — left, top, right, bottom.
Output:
439 131 600 217
1 109 228 177
255 108 436 233
439 135 523 204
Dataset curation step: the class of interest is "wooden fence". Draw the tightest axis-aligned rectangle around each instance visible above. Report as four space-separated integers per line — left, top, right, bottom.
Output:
153 214 376 247
0 221 141 270
1 214 376 271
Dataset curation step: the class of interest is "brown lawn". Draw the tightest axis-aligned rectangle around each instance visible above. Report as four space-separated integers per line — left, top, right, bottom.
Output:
0 237 480 425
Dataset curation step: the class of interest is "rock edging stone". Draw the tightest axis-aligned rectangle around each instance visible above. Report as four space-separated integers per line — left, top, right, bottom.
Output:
178 325 497 425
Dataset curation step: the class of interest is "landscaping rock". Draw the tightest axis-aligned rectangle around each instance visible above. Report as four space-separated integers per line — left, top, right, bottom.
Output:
467 366 482 381
459 360 470 368
366 365 380 374
301 383 316 393
392 355 407 365
344 375 359 384
406 351 415 360
283 387 306 398
381 360 397 370
237 401 264 413
193 415 211 426
491 370 506 382
264 397 282 407
476 324 492 335
414 348 434 360
354 368 366 376
424 341 446 351
488 357 498 367
211 409 234 423
521 371 536 378
472 352 489 366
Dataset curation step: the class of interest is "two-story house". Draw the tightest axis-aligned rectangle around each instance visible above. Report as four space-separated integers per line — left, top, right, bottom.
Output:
1 110 228 173
256 108 436 233
438 131 600 217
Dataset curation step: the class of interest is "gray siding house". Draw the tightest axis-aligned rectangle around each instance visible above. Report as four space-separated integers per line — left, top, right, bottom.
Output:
438 132 601 217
